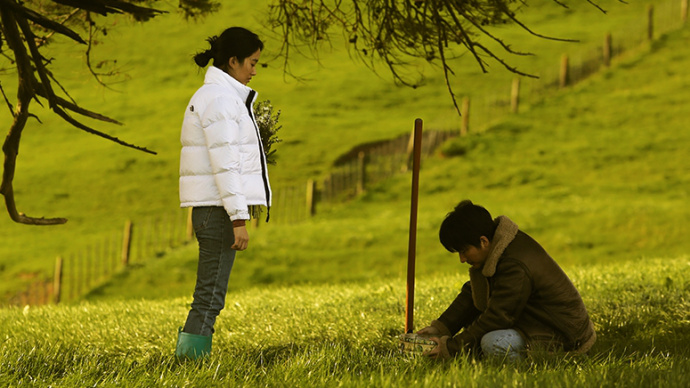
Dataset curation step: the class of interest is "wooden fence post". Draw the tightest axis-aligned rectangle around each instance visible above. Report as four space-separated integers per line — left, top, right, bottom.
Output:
356 151 366 195
461 97 470 135
402 130 414 172
682 0 688 24
53 256 63 304
510 78 520 114
95 242 102 283
111 234 117 273
647 5 654 41
603 33 612 67
306 179 316 217
151 218 160 257
122 220 133 267
74 253 82 300
42 281 50 305
559 54 570 88
79 251 86 297
323 174 332 203
427 130 439 156
88 246 95 289
67 254 74 301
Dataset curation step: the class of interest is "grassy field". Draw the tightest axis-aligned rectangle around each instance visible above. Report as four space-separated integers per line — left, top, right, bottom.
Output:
1 258 689 386
0 0 667 298
1 1 690 386
78 21 690 302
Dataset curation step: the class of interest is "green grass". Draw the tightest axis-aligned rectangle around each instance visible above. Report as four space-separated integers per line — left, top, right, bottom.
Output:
0 0 675 299
2 1 689 385
78 21 690 302
1 258 689 386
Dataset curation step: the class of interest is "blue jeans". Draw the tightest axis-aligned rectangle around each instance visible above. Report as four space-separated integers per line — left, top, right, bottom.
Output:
183 206 236 337
481 329 526 360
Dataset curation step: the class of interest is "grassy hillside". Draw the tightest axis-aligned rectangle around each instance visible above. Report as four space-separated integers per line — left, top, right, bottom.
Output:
1 258 689 386
85 22 690 302
0 0 680 299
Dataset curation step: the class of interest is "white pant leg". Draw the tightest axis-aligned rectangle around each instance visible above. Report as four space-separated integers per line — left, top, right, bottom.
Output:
480 329 526 360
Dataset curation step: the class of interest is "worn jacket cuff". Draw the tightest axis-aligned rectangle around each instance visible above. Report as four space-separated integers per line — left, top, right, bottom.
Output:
437 336 453 360
430 320 452 337
230 211 250 222
444 331 478 358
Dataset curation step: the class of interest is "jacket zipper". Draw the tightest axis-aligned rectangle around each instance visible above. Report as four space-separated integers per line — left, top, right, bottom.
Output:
245 90 271 222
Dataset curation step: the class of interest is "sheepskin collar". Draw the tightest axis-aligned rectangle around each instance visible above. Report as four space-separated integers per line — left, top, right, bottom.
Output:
481 216 519 277
469 216 520 311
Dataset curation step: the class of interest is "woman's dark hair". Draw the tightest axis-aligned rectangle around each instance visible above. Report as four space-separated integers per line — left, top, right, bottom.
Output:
193 27 264 70
439 200 497 253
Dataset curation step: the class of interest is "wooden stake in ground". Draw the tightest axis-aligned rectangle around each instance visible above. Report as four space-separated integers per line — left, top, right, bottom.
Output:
405 118 423 333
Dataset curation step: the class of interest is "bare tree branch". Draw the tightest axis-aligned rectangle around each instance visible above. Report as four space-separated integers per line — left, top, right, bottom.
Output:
34 7 82 48
0 81 15 114
38 88 123 125
491 1 579 42
52 106 156 154
432 7 460 116
0 2 67 224
0 0 85 43
51 0 166 20
266 0 602 111
0 0 183 225
16 10 58 107
84 11 122 89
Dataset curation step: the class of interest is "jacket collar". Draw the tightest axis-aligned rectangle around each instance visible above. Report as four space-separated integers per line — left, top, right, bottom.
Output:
480 216 520 277
204 65 257 103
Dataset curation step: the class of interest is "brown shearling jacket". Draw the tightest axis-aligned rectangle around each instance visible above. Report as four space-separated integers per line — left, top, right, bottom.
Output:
431 216 596 358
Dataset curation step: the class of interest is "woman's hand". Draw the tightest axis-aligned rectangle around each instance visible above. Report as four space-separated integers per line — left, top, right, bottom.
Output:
232 225 249 251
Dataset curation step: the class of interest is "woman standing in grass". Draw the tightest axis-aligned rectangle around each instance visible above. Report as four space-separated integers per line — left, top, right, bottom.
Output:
176 27 271 359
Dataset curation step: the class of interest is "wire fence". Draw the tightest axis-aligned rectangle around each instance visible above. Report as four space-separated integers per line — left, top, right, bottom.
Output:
8 210 193 306
8 0 688 307
267 128 459 224
470 1 688 132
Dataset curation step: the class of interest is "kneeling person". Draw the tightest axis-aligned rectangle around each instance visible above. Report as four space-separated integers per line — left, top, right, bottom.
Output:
419 200 596 360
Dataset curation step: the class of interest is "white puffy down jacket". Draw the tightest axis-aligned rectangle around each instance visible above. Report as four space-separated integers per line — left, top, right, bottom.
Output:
179 66 271 221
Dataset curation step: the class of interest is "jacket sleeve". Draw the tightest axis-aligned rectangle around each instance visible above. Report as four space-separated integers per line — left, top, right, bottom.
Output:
437 281 482 336
200 96 249 221
447 259 532 356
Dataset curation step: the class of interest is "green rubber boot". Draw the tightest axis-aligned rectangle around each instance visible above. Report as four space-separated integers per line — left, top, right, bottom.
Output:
175 327 212 360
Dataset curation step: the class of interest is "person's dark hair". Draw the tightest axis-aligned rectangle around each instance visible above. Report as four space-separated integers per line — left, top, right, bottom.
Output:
439 200 497 253
193 27 264 70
